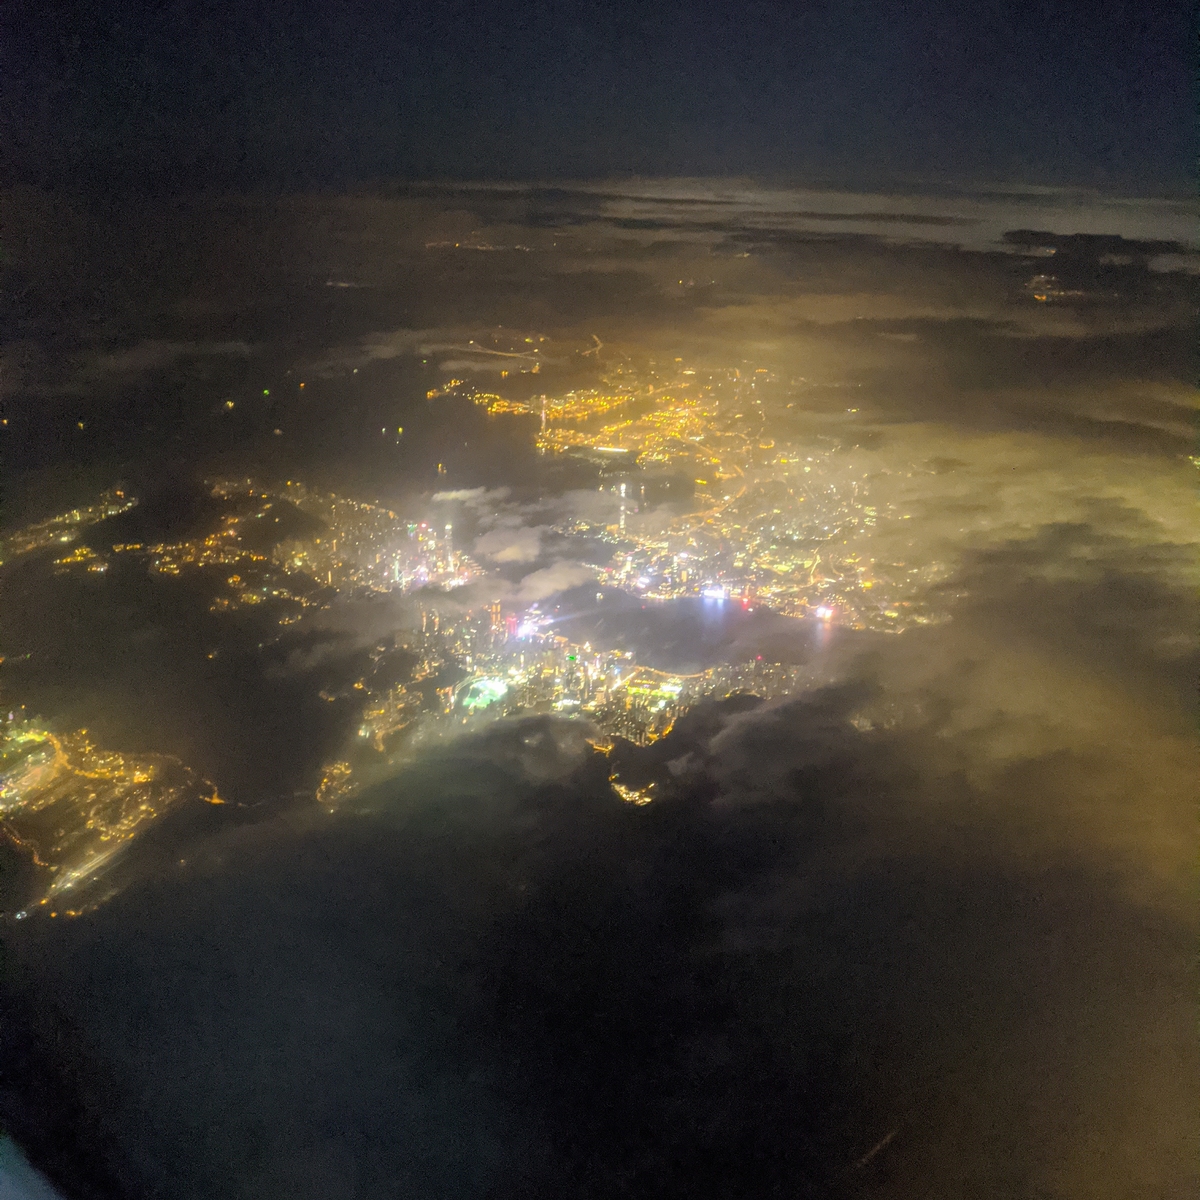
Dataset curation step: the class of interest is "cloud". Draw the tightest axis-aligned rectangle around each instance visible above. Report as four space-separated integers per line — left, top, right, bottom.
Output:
307 327 446 374
474 526 545 564
526 181 1197 257
514 560 599 600
431 487 511 506
89 340 252 374
555 488 621 524
425 714 596 784
437 358 511 374
358 329 426 360
1147 252 1200 274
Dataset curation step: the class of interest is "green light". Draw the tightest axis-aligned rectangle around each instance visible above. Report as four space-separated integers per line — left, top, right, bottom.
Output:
263 389 270 395
461 677 508 712
566 655 577 661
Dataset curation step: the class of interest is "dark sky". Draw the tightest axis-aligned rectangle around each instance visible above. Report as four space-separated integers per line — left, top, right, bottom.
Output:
4 0 1193 190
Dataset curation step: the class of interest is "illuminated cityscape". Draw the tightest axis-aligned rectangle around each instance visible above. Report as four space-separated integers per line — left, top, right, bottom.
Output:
0 709 222 912
0 490 136 566
306 600 813 810
452 358 950 630
0 356 964 893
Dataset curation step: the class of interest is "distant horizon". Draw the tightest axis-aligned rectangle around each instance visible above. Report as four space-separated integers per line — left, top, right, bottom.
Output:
7 177 1195 256
8 171 1196 203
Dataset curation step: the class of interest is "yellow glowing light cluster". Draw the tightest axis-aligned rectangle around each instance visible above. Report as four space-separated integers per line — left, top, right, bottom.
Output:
0 490 136 565
471 389 637 423
53 544 109 573
536 398 722 466
610 777 656 805
427 379 466 399
316 761 356 808
0 718 221 903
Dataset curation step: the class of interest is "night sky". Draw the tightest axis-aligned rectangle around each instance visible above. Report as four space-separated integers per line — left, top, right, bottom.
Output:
4 0 1193 190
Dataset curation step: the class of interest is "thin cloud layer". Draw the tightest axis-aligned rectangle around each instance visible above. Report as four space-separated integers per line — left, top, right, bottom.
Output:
474 524 546 564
